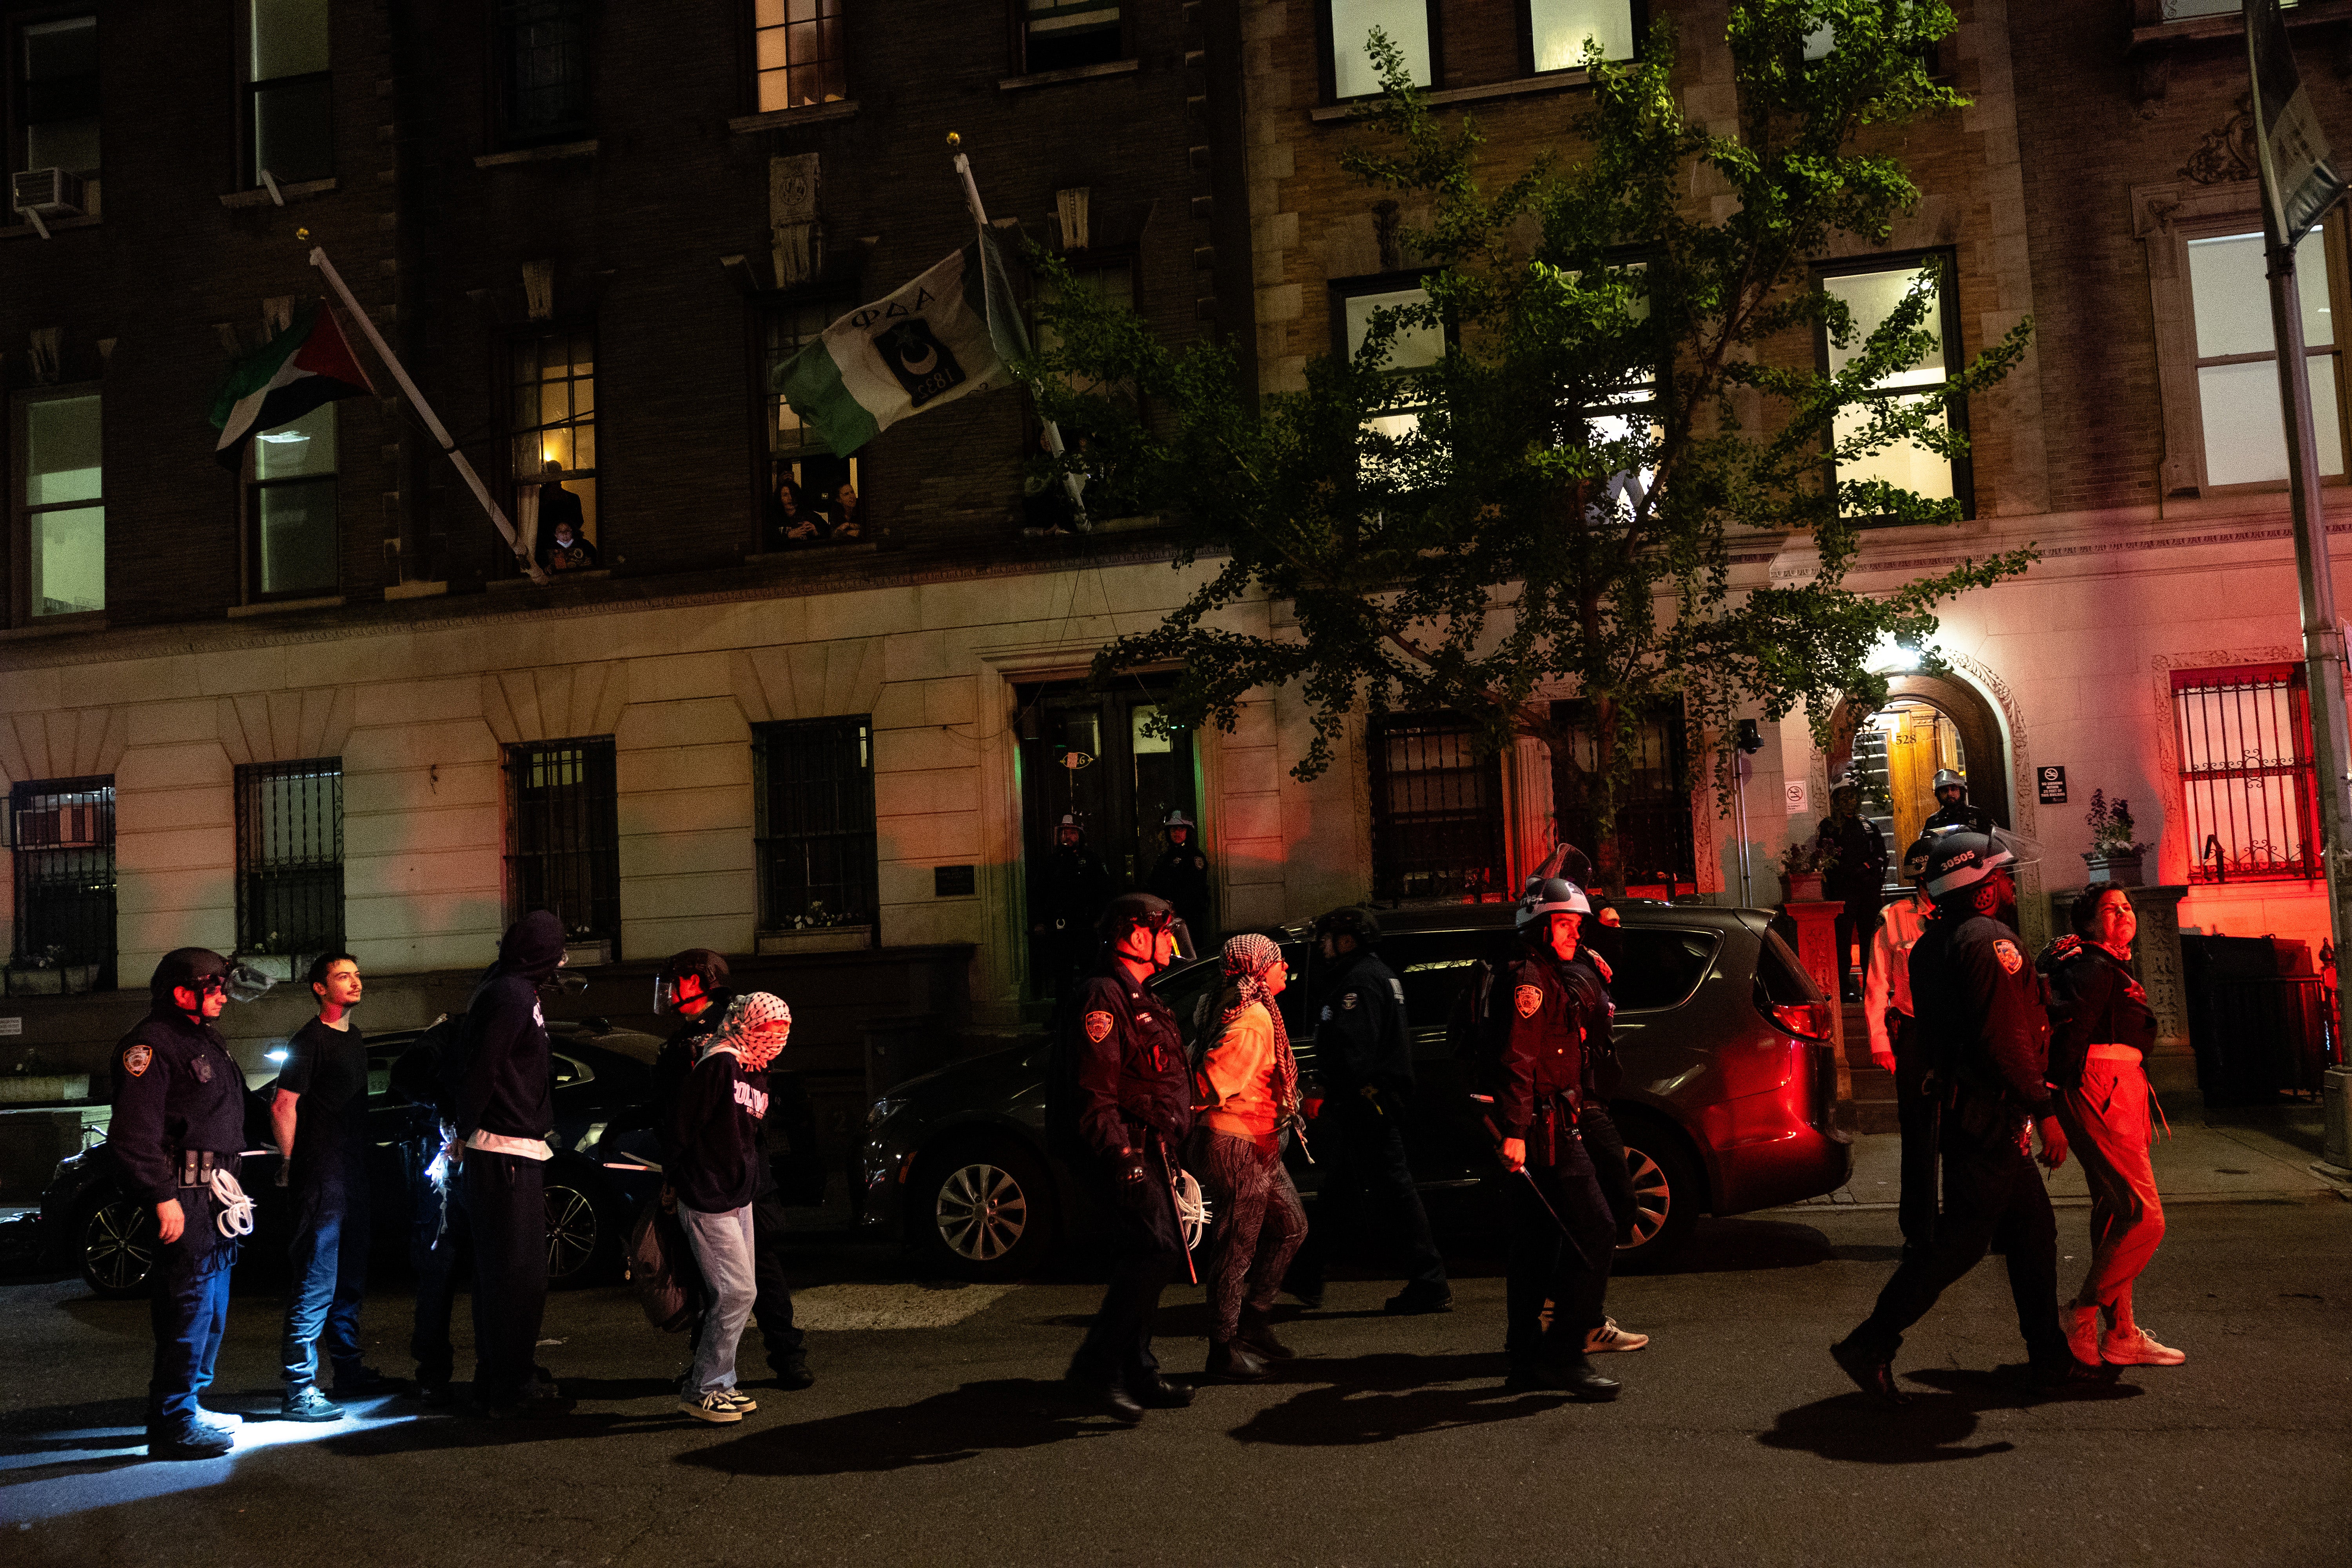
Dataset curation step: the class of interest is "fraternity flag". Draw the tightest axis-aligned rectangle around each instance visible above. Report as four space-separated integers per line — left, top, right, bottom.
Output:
772 231 1031 457
209 298 376 470
2247 0 2346 245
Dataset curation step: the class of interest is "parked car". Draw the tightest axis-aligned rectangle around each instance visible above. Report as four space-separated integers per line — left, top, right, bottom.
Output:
36 1016 679 1299
858 902 1852 1280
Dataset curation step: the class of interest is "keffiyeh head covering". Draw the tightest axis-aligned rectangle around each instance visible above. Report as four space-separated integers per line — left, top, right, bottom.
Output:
706 991 792 1071
1216 933 1297 1117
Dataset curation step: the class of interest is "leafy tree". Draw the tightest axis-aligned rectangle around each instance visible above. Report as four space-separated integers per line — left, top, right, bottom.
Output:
1024 0 2036 888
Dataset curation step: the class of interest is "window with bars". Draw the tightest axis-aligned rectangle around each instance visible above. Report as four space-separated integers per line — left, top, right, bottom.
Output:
512 327 599 571
497 0 590 145
1368 713 1508 904
2172 664 2320 884
755 717 878 931
1550 699 1696 892
505 737 619 949
760 299 860 549
754 0 846 111
10 776 114 986
235 759 343 956
245 0 331 187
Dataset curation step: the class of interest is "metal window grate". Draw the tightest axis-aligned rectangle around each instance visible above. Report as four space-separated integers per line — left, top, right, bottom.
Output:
1550 700 1697 891
499 0 590 139
235 759 343 957
10 775 114 987
1368 713 1507 904
755 717 878 931
505 737 620 949
2172 663 2320 883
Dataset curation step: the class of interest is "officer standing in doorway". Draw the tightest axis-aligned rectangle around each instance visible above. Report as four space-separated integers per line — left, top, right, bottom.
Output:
1033 814 1113 993
653 948 812 1390
111 949 261 1459
1145 810 1212 956
1285 906 1450 1315
1831 831 2090 1402
1053 892 1195 1422
1924 769 1996 836
1483 881 1622 1399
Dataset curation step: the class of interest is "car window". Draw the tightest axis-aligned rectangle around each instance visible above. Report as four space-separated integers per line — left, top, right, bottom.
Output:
551 1052 594 1088
1381 929 1512 1033
1755 928 1823 1004
1611 927 1722 1012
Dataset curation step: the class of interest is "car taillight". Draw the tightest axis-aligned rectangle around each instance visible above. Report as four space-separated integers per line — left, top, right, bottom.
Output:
1769 1000 1832 1041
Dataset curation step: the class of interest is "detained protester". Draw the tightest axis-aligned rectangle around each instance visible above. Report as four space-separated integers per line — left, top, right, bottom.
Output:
2041 889 2185 1369
1052 892 1196 1422
1146 811 1213 953
653 949 812 1389
273 953 395 1422
1832 833 2089 1403
111 949 261 1459
1190 933 1308 1381
1286 906 1450 1316
663 992 789 1423
1864 835 1939 1248
447 909 572 1418
1482 881 1622 1399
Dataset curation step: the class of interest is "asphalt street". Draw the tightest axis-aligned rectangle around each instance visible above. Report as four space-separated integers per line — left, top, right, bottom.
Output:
3 1182 2347 1568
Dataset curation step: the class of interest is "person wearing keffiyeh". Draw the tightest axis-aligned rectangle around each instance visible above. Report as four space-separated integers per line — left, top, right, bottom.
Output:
1189 932 1309 1382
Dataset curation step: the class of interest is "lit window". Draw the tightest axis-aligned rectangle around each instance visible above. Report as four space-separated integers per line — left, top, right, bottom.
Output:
1323 0 1430 101
2185 227 2343 486
1815 253 1967 519
754 0 846 111
19 392 104 619
250 402 339 598
512 328 598 564
762 301 861 548
1527 0 1636 73
247 0 332 185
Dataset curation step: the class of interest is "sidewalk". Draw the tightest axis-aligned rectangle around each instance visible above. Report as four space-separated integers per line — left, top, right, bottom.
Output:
1786 1096 2350 1211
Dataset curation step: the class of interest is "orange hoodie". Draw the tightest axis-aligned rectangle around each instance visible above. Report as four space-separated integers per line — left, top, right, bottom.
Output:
1200 1002 1279 1146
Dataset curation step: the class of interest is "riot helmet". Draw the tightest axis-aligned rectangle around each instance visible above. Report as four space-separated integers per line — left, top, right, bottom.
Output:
656 947 730 1015
1932 768 1967 806
1312 905 1383 949
1096 891 1178 942
151 947 245 1010
1516 877 1592 928
1900 833 1940 885
1921 830 2013 901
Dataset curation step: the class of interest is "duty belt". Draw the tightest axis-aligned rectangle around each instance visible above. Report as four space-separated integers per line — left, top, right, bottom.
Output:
174 1150 236 1188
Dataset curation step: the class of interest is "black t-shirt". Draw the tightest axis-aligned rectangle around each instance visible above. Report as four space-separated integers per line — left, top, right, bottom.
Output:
279 1017 371 1171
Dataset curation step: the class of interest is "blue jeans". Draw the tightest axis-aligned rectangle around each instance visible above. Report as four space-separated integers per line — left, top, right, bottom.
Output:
149 1190 238 1436
679 1203 757 1395
282 1164 370 1386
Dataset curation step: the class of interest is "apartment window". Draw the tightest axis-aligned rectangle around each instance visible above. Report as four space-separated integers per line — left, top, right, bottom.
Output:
512 327 597 564
755 0 845 110
235 759 343 956
247 401 338 598
1334 272 1445 452
504 737 619 950
1320 0 1436 101
761 299 860 548
1523 0 1637 73
497 0 589 145
16 14 97 178
1038 256 1137 398
16 390 103 620
1815 251 1968 520
754 717 878 931
2172 664 2320 884
1021 0 1125 75
1369 713 1507 904
10 776 114 989
1550 700 1695 893
246 0 330 186
2185 225 2344 488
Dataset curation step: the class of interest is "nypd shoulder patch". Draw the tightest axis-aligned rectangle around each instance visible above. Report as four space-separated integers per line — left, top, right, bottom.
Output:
1514 984 1544 1019
1992 938 2024 976
123 1042 152 1078
1083 1010 1115 1045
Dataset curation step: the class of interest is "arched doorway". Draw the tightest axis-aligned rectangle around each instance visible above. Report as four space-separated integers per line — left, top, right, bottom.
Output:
1839 673 2010 877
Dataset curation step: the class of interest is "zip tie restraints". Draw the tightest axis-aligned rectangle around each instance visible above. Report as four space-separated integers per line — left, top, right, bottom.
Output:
208 1167 256 1238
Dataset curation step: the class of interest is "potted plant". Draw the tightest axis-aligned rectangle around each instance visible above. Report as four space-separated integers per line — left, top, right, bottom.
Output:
757 900 875 955
6 945 65 996
1779 839 1838 903
2083 791 2151 886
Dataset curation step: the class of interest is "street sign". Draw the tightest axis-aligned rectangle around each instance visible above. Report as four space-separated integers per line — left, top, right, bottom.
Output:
2249 0 2344 246
2038 765 2068 805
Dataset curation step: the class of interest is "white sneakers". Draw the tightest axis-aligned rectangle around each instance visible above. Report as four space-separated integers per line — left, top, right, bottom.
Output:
2101 1325 2188 1366
1583 1317 1651 1354
681 1389 744 1423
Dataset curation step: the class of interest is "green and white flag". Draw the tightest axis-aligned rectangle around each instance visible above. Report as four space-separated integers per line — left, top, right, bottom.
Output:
772 230 1031 457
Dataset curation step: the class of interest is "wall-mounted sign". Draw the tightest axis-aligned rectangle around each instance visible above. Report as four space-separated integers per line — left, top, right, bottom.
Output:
933 865 976 897
2038 765 2068 806
1784 779 1810 817
0 1018 20 1036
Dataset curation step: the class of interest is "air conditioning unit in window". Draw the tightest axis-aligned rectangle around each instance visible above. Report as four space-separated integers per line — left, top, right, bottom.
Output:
11 167 86 219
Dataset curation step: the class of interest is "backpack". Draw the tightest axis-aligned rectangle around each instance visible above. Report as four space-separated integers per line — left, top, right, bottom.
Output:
624 1197 705 1333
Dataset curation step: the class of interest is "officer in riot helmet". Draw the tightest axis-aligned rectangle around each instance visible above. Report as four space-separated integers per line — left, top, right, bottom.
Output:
1033 813 1114 993
111 948 269 1458
1145 810 1213 956
1285 905 1450 1314
1923 769 1996 837
1831 831 2089 1403
1051 892 1197 1422
1480 880 1623 1399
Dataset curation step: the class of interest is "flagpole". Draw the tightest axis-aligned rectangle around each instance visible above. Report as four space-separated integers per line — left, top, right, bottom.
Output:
305 241 549 584
949 138 1090 532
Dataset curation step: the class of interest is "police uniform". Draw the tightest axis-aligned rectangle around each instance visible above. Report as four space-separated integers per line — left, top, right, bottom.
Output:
1145 830 1212 953
1058 955 1194 1410
1487 940 1619 1385
109 955 250 1455
1923 799 1996 837
1290 946 1448 1307
1037 834 1114 992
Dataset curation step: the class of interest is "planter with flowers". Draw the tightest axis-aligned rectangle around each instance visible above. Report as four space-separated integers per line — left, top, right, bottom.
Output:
1779 839 1838 904
2083 791 2151 886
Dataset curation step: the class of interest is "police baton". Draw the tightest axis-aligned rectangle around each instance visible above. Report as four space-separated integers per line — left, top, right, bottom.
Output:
1153 1136 1199 1287
1467 1093 1580 1252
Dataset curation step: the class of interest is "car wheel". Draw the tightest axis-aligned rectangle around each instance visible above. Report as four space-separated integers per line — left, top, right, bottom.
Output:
543 1179 608 1287
919 1138 1058 1282
1615 1126 1700 1269
81 1197 158 1298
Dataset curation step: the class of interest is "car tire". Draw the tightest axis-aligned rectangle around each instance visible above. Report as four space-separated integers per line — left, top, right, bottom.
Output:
543 1176 613 1288
916 1136 1058 1282
1613 1121 1701 1270
80 1196 158 1299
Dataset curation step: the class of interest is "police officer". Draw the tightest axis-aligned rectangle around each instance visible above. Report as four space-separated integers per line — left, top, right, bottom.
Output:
1483 880 1621 1399
1285 906 1450 1315
1145 810 1212 955
1817 783 1889 1001
1548 889 1648 1355
1864 835 1938 1247
112 949 258 1459
653 948 812 1390
1054 891 1195 1422
1032 813 1113 993
1923 768 1996 837
1831 832 2089 1403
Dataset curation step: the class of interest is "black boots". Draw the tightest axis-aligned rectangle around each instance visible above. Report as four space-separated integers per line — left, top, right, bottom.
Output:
1830 1333 1908 1406
1384 1281 1453 1316
1205 1339 1271 1382
1237 1305 1295 1360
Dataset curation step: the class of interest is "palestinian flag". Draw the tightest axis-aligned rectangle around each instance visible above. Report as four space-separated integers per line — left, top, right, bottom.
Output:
772 229 1030 457
209 298 375 470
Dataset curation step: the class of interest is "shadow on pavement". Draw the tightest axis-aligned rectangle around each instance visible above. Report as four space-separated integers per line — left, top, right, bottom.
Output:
1758 1364 2145 1465
1225 1351 1574 1446
1622 1216 1838 1275
674 1377 1114 1475
0 1396 154 1486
